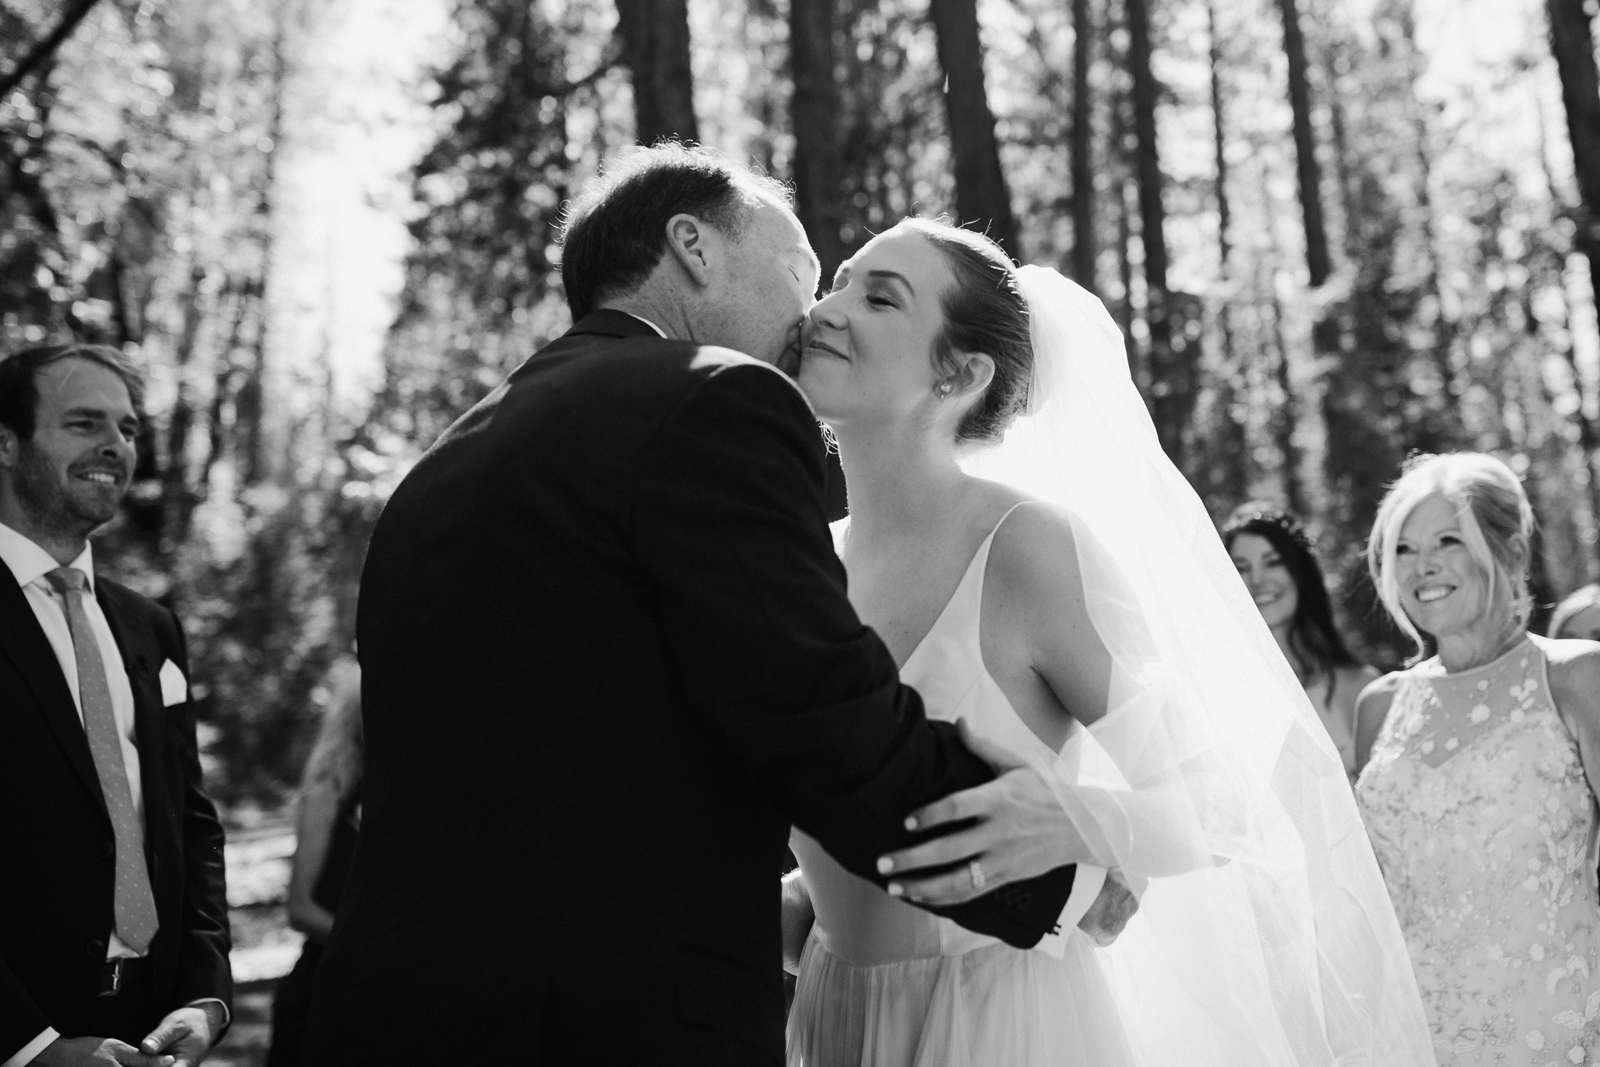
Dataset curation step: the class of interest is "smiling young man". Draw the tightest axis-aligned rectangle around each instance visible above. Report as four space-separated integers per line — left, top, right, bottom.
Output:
0 344 231 1067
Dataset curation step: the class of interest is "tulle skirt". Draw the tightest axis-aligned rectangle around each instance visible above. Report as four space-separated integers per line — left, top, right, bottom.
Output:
786 930 1137 1067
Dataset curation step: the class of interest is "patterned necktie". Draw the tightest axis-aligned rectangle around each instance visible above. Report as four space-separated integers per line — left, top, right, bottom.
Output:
46 567 160 954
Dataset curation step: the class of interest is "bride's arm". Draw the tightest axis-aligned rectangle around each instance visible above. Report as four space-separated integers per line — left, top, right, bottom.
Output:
877 503 1219 904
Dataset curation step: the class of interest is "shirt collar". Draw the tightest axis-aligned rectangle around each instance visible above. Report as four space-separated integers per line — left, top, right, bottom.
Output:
613 311 668 339
0 520 95 592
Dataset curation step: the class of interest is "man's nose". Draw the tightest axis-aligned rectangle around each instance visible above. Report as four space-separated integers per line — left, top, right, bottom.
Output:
99 429 135 462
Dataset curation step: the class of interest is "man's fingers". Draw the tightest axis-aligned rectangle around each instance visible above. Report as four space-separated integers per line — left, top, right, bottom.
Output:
955 718 1031 774
139 1017 191 1056
106 1042 172 1067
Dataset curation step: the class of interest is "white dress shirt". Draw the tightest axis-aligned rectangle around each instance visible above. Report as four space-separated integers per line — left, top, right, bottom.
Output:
0 522 226 1067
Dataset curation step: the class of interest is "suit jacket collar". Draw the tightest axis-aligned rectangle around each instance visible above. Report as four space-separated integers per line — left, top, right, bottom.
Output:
0 566 105 809
566 308 672 341
0 555 168 826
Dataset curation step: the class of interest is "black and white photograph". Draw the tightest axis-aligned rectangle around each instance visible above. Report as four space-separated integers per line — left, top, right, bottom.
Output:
2 0 1599 1063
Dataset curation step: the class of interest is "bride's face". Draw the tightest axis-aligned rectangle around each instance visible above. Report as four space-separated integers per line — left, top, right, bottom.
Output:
798 229 957 431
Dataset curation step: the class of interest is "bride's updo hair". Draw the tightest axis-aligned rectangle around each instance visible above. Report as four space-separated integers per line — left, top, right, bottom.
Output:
895 219 1032 444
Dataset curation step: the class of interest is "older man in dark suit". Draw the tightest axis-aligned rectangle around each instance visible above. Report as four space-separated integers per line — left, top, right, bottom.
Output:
0 345 231 1067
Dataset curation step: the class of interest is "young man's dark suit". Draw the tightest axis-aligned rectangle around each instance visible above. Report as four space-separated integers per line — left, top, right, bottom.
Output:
0 569 232 1061
300 310 1075 1065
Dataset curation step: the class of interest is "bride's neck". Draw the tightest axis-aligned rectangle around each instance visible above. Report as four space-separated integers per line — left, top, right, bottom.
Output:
835 423 965 540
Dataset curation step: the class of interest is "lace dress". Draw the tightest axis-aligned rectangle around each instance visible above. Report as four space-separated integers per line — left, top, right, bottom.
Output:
786 510 1137 1067
1357 635 1600 1065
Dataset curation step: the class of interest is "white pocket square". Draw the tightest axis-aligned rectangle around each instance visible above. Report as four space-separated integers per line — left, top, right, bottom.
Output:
158 659 188 707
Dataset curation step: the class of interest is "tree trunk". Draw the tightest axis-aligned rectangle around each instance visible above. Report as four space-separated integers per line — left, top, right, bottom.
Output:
1393 0 1460 439
1535 88 1600 571
616 0 699 145
1205 0 1247 503
1546 0 1600 356
1259 166 1305 512
0 0 103 99
162 263 206 547
790 0 845 284
240 10 287 487
929 0 1019 257
1070 0 1096 288
1125 0 1185 464
1276 0 1331 287
1207 0 1231 282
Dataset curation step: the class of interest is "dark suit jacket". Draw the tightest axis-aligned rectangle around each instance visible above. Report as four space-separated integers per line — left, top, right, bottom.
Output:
301 311 1075 1065
0 568 232 1059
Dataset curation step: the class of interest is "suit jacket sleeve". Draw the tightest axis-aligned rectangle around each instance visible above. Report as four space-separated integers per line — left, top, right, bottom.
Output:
628 358 1074 947
0 961 50 1064
160 608 233 1017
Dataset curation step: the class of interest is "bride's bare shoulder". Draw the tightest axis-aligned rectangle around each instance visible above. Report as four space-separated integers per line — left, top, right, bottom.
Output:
982 497 1089 608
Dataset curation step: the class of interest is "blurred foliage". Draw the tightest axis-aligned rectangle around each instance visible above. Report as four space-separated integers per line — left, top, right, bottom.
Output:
5 0 1600 793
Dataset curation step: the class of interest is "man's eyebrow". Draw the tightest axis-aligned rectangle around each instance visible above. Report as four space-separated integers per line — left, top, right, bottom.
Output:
62 404 138 424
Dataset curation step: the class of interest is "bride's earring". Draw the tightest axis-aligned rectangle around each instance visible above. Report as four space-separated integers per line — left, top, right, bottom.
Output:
935 378 955 399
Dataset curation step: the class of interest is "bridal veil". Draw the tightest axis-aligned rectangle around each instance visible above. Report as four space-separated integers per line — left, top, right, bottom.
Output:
960 266 1432 1065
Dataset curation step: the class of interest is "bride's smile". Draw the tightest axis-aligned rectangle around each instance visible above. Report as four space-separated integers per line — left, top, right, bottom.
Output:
797 227 978 435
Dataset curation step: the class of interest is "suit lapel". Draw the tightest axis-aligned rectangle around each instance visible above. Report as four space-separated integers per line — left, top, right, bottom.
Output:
0 569 105 809
96 582 168 849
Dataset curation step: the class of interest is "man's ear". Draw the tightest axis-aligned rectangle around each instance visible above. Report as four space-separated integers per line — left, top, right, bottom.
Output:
663 213 721 290
0 425 17 471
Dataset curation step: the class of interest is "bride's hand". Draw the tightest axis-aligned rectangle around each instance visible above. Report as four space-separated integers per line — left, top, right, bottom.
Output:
876 722 1089 906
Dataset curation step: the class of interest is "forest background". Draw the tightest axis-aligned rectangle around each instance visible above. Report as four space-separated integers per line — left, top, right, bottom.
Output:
5 0 1600 805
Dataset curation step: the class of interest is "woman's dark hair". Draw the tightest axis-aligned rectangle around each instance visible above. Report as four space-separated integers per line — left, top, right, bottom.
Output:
559 142 790 320
893 219 1032 444
0 342 145 440
1223 505 1360 683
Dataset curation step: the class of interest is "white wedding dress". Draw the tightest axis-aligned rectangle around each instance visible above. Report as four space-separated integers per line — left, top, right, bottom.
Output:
786 505 1137 1067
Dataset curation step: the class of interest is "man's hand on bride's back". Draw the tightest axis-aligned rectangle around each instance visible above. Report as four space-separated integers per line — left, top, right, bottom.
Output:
1077 868 1140 947
874 722 1089 906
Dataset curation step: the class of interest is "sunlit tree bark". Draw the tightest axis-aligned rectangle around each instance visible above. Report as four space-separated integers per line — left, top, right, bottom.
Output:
1276 0 1330 287
616 0 698 144
790 0 845 283
929 0 1019 256
1070 0 1095 288
0 0 103 98
1125 0 1186 464
1546 0 1600 356
1200 0 1248 506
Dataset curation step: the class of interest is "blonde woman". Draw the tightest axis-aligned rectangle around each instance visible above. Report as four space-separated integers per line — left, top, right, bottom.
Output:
1356 453 1600 1064
268 654 362 1067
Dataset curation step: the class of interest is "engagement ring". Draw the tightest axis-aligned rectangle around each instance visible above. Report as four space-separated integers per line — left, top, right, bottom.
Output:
968 858 986 891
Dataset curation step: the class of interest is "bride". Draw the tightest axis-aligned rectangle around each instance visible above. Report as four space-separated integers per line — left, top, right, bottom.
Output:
782 218 1432 1066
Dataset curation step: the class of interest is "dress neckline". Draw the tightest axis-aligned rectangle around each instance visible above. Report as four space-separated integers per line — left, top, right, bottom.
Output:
901 500 1032 674
1415 633 1533 681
